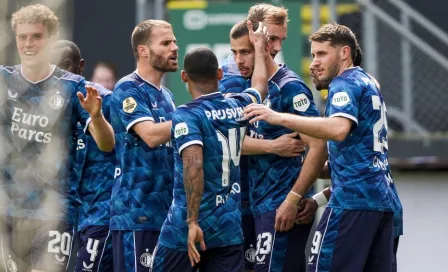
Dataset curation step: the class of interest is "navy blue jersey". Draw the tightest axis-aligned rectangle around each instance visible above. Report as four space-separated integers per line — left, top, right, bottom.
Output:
325 67 395 211
110 72 175 231
159 89 261 250
76 82 114 231
221 54 241 78
0 65 90 225
248 65 320 217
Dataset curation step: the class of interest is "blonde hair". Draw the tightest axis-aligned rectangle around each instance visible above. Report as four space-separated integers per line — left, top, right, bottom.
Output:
11 4 59 37
248 3 289 25
131 19 172 59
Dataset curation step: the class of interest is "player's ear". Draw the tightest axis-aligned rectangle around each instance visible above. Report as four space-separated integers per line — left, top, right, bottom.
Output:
340 45 350 61
181 70 188 83
138 45 149 58
79 59 85 75
216 68 223 81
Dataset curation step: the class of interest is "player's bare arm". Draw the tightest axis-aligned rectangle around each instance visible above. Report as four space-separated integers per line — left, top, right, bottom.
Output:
78 85 115 152
243 104 352 142
132 120 172 148
242 132 306 157
275 133 327 232
182 144 206 267
295 187 331 225
319 160 331 179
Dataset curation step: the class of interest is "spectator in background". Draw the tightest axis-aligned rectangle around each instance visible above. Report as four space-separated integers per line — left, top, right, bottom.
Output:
91 61 118 90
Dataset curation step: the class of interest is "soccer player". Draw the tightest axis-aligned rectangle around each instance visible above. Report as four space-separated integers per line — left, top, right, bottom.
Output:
244 23 397 271
51 40 115 272
0 4 114 272
109 19 177 272
152 21 270 272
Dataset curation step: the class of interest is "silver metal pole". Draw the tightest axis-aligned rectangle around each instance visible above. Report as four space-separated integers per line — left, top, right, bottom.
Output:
328 0 337 23
311 0 323 113
154 0 165 20
401 13 412 133
363 6 378 78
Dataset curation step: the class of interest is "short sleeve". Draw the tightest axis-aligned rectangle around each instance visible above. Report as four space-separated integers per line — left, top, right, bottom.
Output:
172 109 203 155
111 82 154 132
283 81 320 117
326 78 361 125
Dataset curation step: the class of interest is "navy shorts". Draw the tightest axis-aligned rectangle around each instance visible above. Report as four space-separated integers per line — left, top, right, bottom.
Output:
75 225 112 272
152 243 244 272
112 230 159 272
308 207 394 272
254 210 313 272
392 236 400 272
242 214 257 270
0 216 75 272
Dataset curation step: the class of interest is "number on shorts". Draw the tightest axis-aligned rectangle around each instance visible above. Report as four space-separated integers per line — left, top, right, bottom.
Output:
48 231 72 256
310 231 323 254
255 232 273 255
86 238 100 262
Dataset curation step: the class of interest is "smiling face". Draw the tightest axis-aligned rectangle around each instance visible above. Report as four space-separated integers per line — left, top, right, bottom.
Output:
16 22 54 68
146 26 179 72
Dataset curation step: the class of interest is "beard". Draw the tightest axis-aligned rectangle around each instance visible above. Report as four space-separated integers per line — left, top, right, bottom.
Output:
315 56 341 90
149 49 178 72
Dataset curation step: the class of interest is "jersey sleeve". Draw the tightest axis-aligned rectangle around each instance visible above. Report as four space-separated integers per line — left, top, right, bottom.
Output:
75 80 93 133
101 94 113 123
218 75 248 95
172 108 203 155
226 88 262 107
326 78 361 125
283 81 320 117
112 82 154 132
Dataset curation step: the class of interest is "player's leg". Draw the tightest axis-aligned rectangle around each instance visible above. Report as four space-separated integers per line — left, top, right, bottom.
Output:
75 225 112 272
392 236 400 272
198 244 244 272
31 220 75 272
151 243 197 272
364 212 394 272
282 220 314 272
242 214 257 271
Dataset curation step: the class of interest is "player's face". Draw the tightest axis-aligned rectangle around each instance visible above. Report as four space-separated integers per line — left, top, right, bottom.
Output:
310 41 341 89
310 66 327 91
51 47 82 75
92 66 115 90
230 35 255 79
265 22 287 59
148 26 179 72
16 22 54 68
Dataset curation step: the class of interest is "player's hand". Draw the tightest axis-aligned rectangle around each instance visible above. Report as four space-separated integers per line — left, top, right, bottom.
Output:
295 198 318 225
247 21 269 52
271 132 307 157
244 103 283 126
77 85 103 118
275 200 299 232
187 221 206 267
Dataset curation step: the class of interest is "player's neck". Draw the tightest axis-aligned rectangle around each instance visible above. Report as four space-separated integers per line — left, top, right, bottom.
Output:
190 82 217 100
21 63 54 83
336 61 354 77
267 58 280 80
136 63 164 89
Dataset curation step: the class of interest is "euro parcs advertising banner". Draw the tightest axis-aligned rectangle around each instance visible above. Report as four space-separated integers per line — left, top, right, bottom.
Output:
166 1 302 105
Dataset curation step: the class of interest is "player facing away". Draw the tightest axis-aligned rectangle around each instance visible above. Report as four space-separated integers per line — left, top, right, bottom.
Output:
51 40 115 272
229 19 327 272
152 22 270 272
109 19 178 272
244 23 397 272
0 4 115 272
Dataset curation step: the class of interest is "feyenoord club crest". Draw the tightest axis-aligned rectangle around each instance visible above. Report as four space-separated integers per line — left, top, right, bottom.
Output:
140 249 152 268
49 92 64 110
7 256 18 272
245 245 256 263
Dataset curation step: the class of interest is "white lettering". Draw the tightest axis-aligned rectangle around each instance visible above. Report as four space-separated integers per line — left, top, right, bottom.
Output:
114 168 122 178
205 107 244 121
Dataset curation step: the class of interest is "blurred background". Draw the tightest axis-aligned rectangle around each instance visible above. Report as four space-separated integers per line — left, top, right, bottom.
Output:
1 0 447 271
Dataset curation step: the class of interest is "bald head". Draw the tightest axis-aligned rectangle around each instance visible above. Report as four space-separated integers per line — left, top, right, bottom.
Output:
51 40 84 75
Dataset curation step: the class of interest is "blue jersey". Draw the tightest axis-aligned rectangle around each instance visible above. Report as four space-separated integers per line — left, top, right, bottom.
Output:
110 72 175 231
248 65 320 217
0 65 90 225
385 168 403 237
159 89 261 250
76 82 114 231
325 67 395 211
221 54 241 78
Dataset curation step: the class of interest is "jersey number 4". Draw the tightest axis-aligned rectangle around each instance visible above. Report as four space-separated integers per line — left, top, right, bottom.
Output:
372 95 388 153
217 127 246 187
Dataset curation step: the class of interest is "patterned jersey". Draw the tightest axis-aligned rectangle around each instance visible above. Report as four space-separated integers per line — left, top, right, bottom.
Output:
159 89 261 250
221 54 240 78
218 69 252 216
386 167 403 237
110 72 175 231
325 67 395 211
248 65 320 217
76 82 114 231
0 65 90 225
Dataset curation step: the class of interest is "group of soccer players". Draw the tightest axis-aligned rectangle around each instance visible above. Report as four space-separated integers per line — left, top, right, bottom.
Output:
0 2 403 272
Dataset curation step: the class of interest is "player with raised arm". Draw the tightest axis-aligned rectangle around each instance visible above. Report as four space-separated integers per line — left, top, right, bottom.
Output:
51 40 115 272
0 4 114 272
152 21 269 272
244 23 396 271
109 19 177 272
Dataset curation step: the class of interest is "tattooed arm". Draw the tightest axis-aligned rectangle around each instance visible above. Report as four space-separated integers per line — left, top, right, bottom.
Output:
182 144 206 266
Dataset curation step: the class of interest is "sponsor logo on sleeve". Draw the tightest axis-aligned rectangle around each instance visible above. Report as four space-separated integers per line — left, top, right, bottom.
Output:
174 122 189 138
331 92 350 107
293 94 310 112
123 97 137 113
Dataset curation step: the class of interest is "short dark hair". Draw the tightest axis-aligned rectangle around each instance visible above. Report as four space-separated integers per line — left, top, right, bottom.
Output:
131 19 172 60
354 44 363 66
309 23 358 63
52 40 81 63
230 20 260 40
184 47 218 83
